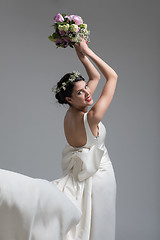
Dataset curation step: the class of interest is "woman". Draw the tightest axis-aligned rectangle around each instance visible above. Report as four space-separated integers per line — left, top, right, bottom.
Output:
0 40 118 240
53 40 118 240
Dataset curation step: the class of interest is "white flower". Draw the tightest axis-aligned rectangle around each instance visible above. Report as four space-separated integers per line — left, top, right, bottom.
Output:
62 82 66 90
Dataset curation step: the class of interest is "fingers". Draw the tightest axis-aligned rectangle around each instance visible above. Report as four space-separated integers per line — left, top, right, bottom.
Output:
74 42 80 48
74 39 89 55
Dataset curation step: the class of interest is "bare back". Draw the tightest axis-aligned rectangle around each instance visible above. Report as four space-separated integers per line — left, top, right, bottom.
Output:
64 109 99 148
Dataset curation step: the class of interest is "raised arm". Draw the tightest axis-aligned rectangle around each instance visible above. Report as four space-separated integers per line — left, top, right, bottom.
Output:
75 43 100 96
75 40 118 123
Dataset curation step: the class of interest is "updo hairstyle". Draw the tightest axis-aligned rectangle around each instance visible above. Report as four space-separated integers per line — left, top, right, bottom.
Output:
54 72 85 106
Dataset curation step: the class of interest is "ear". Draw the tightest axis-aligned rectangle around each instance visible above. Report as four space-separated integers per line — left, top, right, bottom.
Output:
65 96 72 104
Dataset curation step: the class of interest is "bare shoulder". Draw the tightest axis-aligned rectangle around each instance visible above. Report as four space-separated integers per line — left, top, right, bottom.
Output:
64 110 84 126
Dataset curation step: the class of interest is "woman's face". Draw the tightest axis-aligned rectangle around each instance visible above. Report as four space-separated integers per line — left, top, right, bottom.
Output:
65 80 93 108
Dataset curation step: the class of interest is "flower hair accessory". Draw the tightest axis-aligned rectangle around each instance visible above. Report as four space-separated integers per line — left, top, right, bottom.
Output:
53 71 80 93
48 13 90 48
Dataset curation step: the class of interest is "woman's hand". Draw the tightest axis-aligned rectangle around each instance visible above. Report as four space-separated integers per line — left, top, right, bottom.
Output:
74 44 86 61
74 39 91 61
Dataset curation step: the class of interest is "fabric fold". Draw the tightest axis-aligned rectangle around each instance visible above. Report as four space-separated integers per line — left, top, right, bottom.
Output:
53 145 105 240
61 145 104 181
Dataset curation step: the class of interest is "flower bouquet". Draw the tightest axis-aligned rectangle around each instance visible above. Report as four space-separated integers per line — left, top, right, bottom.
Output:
48 13 90 48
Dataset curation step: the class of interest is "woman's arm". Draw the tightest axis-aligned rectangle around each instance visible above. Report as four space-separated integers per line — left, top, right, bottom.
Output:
75 40 118 123
75 43 100 95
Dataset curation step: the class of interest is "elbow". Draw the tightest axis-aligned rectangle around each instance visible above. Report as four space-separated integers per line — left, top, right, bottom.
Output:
97 73 101 80
113 70 118 79
107 74 118 82
115 73 118 80
110 74 118 81
110 72 118 80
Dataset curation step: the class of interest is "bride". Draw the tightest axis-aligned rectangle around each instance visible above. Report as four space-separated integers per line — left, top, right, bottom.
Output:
0 39 118 240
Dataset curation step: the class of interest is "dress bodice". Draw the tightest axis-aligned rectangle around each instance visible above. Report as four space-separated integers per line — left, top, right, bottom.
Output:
82 112 107 148
61 112 111 182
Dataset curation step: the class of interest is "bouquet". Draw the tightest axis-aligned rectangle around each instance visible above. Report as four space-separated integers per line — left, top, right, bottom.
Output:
48 13 90 48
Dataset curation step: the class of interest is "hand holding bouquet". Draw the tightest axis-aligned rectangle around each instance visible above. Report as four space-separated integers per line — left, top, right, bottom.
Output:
74 39 91 60
48 13 90 48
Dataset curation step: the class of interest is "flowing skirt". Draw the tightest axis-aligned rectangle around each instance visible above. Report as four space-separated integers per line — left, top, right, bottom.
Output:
0 169 81 240
90 160 117 240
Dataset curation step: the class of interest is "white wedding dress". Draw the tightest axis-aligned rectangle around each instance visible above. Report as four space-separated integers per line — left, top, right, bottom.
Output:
0 112 117 240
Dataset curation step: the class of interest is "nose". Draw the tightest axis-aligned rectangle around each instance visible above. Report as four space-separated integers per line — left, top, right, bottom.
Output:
85 89 90 96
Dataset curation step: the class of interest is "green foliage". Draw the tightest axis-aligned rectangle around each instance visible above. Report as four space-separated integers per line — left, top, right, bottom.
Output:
48 35 55 42
52 32 58 38
62 14 66 18
56 21 63 25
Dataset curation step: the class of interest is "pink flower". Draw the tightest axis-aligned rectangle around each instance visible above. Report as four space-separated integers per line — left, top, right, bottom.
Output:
64 15 71 21
76 27 80 32
53 13 64 23
69 15 83 25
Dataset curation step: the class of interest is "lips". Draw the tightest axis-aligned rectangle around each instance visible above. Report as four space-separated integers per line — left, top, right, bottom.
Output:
85 95 92 102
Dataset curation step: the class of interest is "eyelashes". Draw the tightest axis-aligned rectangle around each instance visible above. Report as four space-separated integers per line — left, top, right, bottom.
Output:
77 85 88 95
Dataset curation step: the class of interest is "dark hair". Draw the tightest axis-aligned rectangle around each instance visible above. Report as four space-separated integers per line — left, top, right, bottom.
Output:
54 72 85 106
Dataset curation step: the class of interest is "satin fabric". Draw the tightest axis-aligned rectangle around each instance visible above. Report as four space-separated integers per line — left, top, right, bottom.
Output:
0 169 81 240
53 145 105 239
0 112 117 240
53 112 117 240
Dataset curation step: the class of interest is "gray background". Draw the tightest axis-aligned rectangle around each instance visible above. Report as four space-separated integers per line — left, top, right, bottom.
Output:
0 0 159 239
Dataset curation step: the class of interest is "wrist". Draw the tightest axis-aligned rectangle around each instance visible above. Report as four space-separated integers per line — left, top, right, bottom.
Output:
86 48 95 58
79 55 88 63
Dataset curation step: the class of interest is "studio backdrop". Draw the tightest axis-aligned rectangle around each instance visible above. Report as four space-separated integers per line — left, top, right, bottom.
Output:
0 0 159 239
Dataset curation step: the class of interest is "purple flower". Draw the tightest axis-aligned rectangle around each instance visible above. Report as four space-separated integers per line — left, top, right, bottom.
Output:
54 37 71 48
53 13 64 23
63 39 70 47
59 30 66 36
69 15 83 25
54 37 63 44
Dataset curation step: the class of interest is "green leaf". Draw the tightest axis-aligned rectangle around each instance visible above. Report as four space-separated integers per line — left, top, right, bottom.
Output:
57 21 62 25
55 28 59 34
48 36 56 42
52 32 58 38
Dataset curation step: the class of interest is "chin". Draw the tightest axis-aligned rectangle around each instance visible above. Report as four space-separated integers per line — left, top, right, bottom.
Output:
86 100 93 106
